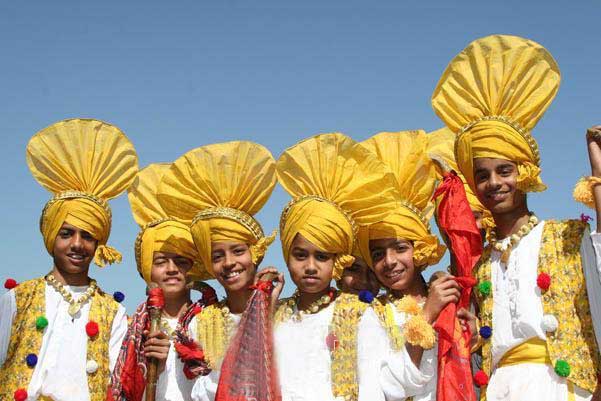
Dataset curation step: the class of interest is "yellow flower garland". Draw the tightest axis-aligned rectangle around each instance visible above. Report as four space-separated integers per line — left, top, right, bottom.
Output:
195 300 235 369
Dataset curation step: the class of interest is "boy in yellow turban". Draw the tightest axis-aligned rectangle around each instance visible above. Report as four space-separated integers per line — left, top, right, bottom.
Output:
356 130 462 401
109 164 215 401
157 141 283 401
274 133 401 401
0 119 137 401
432 34 601 401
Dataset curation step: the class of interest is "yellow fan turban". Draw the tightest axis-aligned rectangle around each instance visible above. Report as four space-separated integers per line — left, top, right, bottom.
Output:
157 141 277 277
427 127 494 230
277 133 401 280
26 119 138 267
359 131 446 270
431 35 560 195
128 164 201 283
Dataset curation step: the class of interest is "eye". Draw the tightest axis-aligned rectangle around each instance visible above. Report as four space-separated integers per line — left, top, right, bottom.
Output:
81 232 95 241
154 258 167 266
475 172 489 183
175 258 193 270
233 247 246 256
395 244 408 253
315 253 331 262
58 230 72 238
292 250 307 260
211 253 223 263
371 249 384 262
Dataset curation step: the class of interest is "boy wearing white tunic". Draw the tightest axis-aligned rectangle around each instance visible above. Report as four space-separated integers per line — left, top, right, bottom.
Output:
432 34 601 401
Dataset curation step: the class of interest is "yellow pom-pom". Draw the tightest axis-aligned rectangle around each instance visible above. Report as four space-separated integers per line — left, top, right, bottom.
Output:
94 245 122 267
404 314 436 349
573 177 597 209
396 296 422 315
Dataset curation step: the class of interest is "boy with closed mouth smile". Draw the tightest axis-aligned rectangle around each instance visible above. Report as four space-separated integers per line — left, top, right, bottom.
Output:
0 119 136 401
274 133 401 401
432 34 601 401
157 141 283 401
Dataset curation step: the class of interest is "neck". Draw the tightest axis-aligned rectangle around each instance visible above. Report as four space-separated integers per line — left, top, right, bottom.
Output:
162 291 192 319
297 287 331 310
493 205 531 239
224 287 253 314
392 274 427 300
51 266 90 286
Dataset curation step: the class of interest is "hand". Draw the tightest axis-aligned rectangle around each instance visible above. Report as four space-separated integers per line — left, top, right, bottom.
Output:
586 125 601 176
255 267 285 315
457 307 479 346
144 330 170 374
423 275 461 324
428 270 449 286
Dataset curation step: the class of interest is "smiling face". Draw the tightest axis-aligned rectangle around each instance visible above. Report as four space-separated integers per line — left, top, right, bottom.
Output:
338 257 380 295
52 222 97 275
473 158 526 216
369 238 419 292
287 234 335 294
211 241 256 292
150 251 193 296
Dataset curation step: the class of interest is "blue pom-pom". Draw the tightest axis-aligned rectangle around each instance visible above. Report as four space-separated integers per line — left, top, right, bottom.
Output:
113 291 125 303
358 290 374 304
25 353 38 367
479 326 492 339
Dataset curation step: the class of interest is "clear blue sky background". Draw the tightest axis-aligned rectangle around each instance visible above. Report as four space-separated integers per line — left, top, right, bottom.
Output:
1 1 599 312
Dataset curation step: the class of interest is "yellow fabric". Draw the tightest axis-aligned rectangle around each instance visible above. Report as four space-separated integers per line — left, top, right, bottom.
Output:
26 119 138 267
474 220 601 394
432 35 560 194
158 141 276 276
128 164 201 282
0 278 119 401
277 133 400 280
359 131 446 268
497 338 551 367
573 176 601 210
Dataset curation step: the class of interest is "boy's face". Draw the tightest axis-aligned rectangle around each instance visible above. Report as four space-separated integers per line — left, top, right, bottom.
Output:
369 238 418 291
211 241 256 292
52 222 97 275
473 157 526 215
338 257 380 295
287 234 335 294
150 251 193 296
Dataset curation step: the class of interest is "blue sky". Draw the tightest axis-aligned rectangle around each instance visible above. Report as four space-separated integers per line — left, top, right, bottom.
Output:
1 1 600 312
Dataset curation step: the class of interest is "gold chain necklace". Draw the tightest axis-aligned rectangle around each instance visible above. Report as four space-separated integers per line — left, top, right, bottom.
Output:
277 288 336 322
45 272 97 317
488 214 539 263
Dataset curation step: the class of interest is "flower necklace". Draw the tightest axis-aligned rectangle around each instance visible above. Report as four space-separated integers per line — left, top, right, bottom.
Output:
45 272 97 317
196 299 236 369
488 214 539 263
276 288 337 322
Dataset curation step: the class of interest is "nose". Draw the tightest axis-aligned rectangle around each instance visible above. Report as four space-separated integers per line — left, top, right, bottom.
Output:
304 256 318 275
224 251 236 269
70 232 84 251
165 258 179 273
384 248 397 268
487 172 502 189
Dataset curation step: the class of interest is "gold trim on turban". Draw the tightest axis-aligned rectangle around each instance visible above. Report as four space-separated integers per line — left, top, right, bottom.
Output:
157 141 277 276
26 118 138 267
359 130 447 270
432 34 560 194
277 133 400 280
128 164 202 283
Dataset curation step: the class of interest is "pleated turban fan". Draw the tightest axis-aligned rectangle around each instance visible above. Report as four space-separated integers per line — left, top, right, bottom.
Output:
431 34 561 195
157 141 277 277
277 133 401 280
128 164 202 283
359 131 447 270
427 127 494 230
26 118 139 267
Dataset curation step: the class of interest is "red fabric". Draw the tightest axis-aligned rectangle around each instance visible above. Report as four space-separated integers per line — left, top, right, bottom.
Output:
175 340 206 380
432 171 483 401
147 287 165 308
120 340 147 401
86 321 99 337
4 279 18 289
215 282 282 401
537 273 551 291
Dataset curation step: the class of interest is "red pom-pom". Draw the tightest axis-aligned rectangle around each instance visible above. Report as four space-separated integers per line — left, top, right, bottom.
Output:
473 370 489 387
148 287 165 308
537 273 551 291
14 388 28 401
86 321 99 337
326 333 339 351
4 279 18 290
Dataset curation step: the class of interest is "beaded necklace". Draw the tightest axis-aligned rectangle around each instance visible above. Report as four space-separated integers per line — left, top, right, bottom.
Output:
488 214 539 263
45 272 97 317
275 288 337 322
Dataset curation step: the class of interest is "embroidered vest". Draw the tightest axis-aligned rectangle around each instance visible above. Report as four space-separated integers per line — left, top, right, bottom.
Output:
0 277 121 401
474 220 601 394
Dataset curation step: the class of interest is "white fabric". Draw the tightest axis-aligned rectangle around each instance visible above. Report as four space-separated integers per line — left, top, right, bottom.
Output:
0 281 127 401
378 302 437 401
190 310 241 401
154 317 195 401
487 220 601 401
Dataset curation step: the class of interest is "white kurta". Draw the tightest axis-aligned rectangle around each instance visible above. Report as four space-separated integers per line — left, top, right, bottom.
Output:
486 220 601 401
0 282 128 401
190 311 241 401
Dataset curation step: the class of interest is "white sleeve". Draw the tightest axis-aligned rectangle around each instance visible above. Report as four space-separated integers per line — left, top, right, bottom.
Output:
191 372 219 401
581 227 601 350
0 290 16 365
109 305 128 373
357 307 387 401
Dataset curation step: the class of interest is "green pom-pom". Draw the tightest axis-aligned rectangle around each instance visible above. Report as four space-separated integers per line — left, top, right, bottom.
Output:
477 281 492 296
35 316 48 330
554 359 571 377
